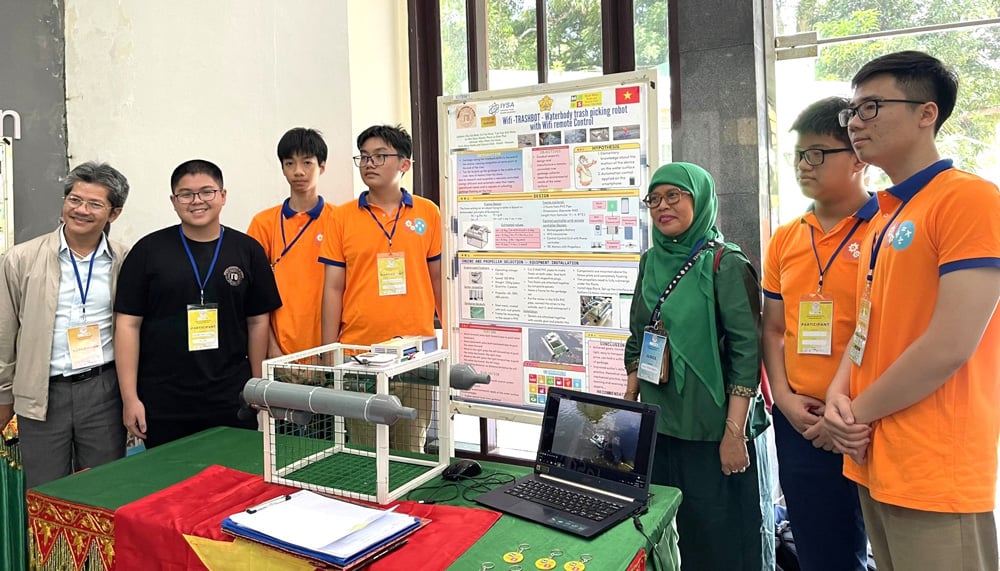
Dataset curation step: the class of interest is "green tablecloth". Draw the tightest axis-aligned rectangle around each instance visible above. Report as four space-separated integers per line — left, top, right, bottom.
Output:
1 438 26 571
33 427 681 571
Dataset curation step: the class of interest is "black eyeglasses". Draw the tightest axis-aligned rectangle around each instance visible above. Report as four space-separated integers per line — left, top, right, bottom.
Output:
63 194 113 212
642 189 690 208
795 148 854 166
352 154 403 167
173 189 220 203
64 195 111 211
838 99 927 127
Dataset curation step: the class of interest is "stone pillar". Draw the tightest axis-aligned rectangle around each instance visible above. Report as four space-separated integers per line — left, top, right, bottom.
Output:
669 0 776 267
0 0 68 243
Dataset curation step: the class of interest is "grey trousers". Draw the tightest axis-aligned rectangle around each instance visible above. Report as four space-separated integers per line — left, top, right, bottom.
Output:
18 367 125 488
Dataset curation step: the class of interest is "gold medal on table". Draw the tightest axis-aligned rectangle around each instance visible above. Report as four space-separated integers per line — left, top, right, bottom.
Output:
503 544 531 563
535 550 563 570
564 554 592 571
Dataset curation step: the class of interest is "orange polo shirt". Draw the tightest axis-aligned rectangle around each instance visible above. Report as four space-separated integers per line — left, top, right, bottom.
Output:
844 161 1000 513
318 189 441 345
247 197 335 354
762 197 877 401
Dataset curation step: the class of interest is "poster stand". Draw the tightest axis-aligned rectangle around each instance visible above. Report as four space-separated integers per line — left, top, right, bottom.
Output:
437 71 658 421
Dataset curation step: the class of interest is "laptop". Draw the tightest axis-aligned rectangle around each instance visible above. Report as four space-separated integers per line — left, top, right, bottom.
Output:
474 387 660 538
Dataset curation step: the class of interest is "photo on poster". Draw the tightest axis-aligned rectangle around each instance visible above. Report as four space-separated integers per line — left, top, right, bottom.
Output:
517 134 537 147
580 296 614 327
617 293 633 330
527 328 584 365
613 124 641 141
564 129 587 144
589 127 610 142
539 131 563 146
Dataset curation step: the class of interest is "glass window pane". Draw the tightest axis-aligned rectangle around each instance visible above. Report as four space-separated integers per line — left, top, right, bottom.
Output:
487 0 538 90
493 419 541 460
441 0 470 95
454 413 481 452
546 0 603 83
635 0 672 164
776 0 998 38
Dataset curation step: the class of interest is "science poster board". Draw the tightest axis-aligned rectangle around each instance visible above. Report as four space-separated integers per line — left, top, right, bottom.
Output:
438 71 658 416
0 138 12 254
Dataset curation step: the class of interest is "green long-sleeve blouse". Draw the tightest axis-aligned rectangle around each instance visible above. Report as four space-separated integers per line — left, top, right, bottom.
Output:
624 246 770 442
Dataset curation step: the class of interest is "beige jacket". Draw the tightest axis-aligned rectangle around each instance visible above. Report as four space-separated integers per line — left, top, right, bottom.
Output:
0 228 129 421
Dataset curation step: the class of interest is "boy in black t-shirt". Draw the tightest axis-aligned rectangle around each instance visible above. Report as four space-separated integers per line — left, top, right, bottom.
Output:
114 159 281 447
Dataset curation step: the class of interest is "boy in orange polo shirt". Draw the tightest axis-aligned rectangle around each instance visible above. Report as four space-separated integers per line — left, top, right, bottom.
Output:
320 125 442 453
825 51 1000 569
763 97 874 571
248 128 336 356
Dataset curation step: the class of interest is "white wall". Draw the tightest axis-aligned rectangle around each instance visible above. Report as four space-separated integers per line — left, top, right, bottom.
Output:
64 1 358 245
347 0 413 197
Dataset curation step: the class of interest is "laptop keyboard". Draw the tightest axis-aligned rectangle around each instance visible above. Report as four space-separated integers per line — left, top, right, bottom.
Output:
504 479 625 521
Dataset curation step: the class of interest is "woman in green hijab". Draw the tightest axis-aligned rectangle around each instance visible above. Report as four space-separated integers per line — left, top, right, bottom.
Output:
624 162 774 570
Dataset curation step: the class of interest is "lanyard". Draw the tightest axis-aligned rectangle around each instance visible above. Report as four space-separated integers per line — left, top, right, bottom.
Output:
648 239 717 326
364 201 404 252
867 201 908 283
808 217 864 292
68 237 100 321
273 211 316 266
179 225 225 304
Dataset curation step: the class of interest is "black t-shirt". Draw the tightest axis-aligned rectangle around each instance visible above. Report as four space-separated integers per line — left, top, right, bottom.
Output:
115 225 282 420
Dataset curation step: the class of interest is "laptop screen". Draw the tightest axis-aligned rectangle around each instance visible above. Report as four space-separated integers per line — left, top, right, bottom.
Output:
535 388 658 491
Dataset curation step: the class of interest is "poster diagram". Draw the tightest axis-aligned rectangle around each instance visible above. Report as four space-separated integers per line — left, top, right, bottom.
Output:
440 72 657 409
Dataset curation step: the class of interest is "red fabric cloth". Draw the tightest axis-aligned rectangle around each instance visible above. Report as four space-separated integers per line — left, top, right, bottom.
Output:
113 465 501 570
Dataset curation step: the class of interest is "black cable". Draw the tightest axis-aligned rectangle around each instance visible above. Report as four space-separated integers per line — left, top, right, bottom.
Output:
403 471 516 504
633 514 665 571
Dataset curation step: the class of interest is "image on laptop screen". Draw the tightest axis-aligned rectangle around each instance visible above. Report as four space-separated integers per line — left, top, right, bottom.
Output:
537 391 654 489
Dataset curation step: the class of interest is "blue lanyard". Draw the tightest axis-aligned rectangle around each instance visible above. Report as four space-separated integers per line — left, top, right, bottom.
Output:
808 217 864 292
179 225 225 304
867 202 908 283
274 212 316 266
68 237 100 321
364 201 404 252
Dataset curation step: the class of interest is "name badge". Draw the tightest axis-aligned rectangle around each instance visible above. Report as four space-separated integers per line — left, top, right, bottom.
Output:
848 285 872 366
637 326 669 385
377 252 407 296
67 324 105 370
797 293 834 355
187 303 220 352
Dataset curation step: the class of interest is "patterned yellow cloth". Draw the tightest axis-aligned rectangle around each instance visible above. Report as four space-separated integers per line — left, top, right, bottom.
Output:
184 535 315 570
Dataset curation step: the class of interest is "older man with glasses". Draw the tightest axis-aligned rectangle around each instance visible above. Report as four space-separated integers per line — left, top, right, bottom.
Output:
114 159 280 448
0 162 131 487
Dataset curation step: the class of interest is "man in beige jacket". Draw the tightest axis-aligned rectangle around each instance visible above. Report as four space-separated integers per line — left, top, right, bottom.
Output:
0 162 130 487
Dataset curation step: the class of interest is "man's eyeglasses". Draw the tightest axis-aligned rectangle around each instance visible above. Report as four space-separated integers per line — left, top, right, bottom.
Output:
173 189 220 204
838 99 927 127
64 195 111 211
352 154 403 167
795 148 854 166
642 189 691 208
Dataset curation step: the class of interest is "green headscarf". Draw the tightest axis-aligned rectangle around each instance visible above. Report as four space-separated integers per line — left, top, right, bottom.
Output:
641 162 726 406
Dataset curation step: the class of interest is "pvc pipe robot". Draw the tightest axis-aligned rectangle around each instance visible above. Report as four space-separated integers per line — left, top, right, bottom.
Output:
242 378 417 426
